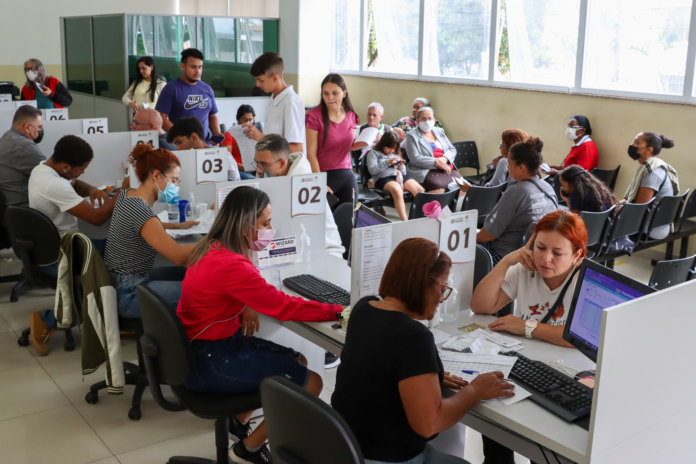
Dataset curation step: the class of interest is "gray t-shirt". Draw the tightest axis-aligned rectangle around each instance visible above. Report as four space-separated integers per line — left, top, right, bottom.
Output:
485 178 558 257
641 166 674 239
489 158 516 187
0 128 46 207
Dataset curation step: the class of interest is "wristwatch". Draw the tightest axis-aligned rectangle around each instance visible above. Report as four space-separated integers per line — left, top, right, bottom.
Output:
525 320 538 339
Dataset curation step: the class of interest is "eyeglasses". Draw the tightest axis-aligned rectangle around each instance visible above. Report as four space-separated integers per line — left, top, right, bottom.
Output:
130 121 149 126
430 277 453 301
254 159 282 169
567 124 583 130
239 117 254 124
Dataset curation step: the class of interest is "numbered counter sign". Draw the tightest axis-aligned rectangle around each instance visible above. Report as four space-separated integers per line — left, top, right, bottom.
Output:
291 174 326 217
196 148 229 183
42 108 68 121
0 94 11 102
130 131 159 150
16 100 37 109
439 213 475 264
82 118 108 134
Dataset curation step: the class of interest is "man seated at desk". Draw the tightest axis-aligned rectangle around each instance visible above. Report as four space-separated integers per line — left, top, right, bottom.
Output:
167 116 239 181
253 134 344 259
27 135 116 355
130 108 177 151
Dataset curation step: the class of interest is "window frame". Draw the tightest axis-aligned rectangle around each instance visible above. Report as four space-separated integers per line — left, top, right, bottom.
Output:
333 0 696 105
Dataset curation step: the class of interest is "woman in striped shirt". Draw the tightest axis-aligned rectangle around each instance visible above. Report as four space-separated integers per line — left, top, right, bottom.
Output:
104 144 198 318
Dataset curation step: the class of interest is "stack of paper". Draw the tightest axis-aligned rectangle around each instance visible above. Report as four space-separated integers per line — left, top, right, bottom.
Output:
438 351 518 382
158 210 216 238
442 329 523 354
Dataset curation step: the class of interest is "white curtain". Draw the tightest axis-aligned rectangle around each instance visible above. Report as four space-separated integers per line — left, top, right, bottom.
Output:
422 0 441 75
371 0 419 73
505 0 535 83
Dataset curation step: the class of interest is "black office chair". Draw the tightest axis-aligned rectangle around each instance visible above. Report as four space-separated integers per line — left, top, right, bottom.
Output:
551 175 567 207
580 206 616 259
138 285 262 464
519 222 537 249
591 166 620 192
350 150 363 187
7 207 76 351
0 190 20 284
635 190 689 249
261 376 364 464
663 189 696 260
459 183 506 227
593 199 654 268
452 141 484 185
648 254 696 291
474 245 493 290
408 190 460 220
350 152 379 206
333 203 354 261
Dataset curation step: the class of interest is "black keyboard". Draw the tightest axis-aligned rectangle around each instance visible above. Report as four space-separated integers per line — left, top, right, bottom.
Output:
502 352 593 423
283 274 351 306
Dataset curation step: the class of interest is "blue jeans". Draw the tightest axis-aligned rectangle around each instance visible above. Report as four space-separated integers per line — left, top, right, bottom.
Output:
111 266 186 318
184 329 309 394
365 444 469 464
239 171 256 180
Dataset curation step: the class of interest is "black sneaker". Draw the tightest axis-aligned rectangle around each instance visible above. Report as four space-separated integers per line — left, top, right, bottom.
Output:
229 441 272 464
325 351 340 369
228 416 252 443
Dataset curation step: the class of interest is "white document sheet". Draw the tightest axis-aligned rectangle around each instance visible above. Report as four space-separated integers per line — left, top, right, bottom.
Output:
359 225 392 298
438 351 518 383
216 182 260 209
430 328 453 345
355 126 379 146
161 209 217 238
226 125 258 171
497 383 532 406
470 337 501 355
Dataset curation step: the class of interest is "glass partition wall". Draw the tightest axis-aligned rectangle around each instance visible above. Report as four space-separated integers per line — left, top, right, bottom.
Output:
64 14 279 100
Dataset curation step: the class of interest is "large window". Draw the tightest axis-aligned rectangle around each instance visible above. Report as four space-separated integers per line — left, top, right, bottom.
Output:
330 0 696 102
583 0 692 95
65 17 93 94
93 16 126 99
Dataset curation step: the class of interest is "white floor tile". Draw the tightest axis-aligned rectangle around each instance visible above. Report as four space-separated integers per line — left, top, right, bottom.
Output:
0 404 112 464
86 458 120 464
74 385 211 455
613 255 653 285
0 314 12 334
0 284 55 332
0 364 70 421
0 331 38 373
115 426 216 464
463 428 531 464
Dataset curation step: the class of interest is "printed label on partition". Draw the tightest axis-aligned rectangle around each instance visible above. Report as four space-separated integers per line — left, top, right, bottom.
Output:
291 174 326 217
196 148 229 184
42 108 68 121
16 100 37 109
439 214 475 263
216 182 259 210
0 94 11 102
257 236 298 269
130 131 159 150
82 118 108 134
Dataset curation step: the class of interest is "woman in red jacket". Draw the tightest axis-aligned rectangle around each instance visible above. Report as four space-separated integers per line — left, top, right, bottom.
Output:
177 186 342 464
546 115 599 175
21 58 72 109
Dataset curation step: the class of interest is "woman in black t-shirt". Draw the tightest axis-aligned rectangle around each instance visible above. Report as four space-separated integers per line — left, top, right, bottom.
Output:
332 238 514 464
559 165 617 214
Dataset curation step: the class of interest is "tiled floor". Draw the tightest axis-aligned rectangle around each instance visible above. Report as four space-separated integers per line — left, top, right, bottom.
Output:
0 243 656 464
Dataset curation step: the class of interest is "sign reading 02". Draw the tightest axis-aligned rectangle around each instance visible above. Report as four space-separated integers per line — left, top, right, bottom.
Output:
196 148 229 183
291 174 326 217
439 213 475 264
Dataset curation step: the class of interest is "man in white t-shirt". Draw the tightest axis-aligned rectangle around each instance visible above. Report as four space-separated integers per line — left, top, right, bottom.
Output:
27 135 117 355
245 52 306 154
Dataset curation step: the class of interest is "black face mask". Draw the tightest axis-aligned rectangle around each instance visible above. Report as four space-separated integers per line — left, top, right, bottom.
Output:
627 145 641 161
560 189 569 197
34 129 44 145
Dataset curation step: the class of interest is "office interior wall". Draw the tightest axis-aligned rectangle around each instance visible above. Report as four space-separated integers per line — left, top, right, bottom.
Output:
179 0 279 17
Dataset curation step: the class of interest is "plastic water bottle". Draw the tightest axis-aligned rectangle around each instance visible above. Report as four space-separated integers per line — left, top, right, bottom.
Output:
168 197 180 223
187 192 199 221
440 275 459 323
296 224 311 263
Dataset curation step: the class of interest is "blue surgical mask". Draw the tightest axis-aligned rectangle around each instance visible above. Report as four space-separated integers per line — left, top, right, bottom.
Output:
157 174 180 203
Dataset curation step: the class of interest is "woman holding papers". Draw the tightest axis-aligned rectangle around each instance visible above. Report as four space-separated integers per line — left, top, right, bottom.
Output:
104 145 197 319
366 130 424 221
332 238 514 464
221 104 258 179
177 186 344 464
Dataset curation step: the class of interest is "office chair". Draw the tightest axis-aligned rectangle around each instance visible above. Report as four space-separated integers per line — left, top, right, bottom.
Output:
580 205 616 259
663 189 696 260
7 207 75 351
592 199 654 268
635 190 689 250
648 254 696 291
452 141 484 185
261 376 364 464
591 166 620 192
459 183 505 227
0 190 20 284
474 245 493 290
408 190 460 220
138 285 262 464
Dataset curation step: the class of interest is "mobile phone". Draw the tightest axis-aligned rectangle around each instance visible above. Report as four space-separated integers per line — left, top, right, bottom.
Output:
327 193 339 208
210 135 225 144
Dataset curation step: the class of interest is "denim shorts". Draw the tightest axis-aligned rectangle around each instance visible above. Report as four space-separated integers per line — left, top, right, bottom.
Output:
111 270 183 319
184 329 309 394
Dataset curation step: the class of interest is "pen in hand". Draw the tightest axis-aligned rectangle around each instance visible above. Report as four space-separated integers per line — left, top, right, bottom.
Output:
462 370 480 375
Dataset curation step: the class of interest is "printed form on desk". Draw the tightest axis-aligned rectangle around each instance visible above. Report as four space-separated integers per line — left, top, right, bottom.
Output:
443 329 523 354
438 351 518 382
158 210 216 238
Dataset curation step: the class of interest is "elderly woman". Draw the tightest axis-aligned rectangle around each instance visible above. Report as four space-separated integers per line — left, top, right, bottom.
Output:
392 97 444 133
21 58 72 109
404 107 462 193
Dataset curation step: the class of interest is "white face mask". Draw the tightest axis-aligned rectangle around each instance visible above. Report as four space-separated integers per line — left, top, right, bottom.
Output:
419 120 435 132
566 127 579 141
26 70 38 82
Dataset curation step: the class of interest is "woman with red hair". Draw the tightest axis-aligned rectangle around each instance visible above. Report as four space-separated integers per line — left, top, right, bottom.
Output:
487 129 528 186
471 210 587 347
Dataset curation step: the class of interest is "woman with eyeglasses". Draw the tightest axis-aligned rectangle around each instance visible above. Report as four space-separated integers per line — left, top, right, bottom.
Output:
544 115 599 176
103 144 198 319
332 238 514 464
122 56 166 115
487 129 528 187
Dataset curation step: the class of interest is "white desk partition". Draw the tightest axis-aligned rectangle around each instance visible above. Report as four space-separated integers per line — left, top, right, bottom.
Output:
350 211 476 309
73 132 130 188
38 118 111 158
587 280 696 463
213 175 328 255
215 97 271 128
0 100 37 112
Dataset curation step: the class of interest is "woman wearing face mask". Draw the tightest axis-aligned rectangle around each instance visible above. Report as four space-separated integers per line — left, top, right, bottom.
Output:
545 116 598 176
21 58 72 109
471 210 587 464
122 56 166 114
405 107 463 193
487 129 528 187
623 132 679 240
306 73 367 208
103 144 198 319
559 165 617 214
177 186 343 463
392 97 444 133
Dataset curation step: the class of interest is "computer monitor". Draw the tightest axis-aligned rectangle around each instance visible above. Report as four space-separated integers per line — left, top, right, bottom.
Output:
563 259 655 363
348 205 391 267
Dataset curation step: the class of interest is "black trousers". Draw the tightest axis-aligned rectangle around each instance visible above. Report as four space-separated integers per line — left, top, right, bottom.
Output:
326 168 357 210
482 435 538 464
